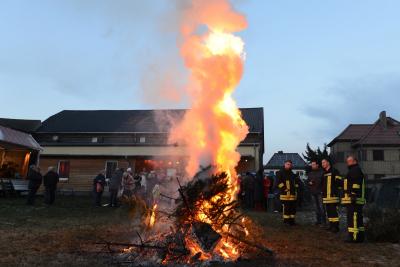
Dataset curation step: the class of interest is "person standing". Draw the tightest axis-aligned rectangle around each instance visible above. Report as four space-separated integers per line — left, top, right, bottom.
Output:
306 160 326 225
242 172 255 210
109 168 123 207
43 166 59 205
26 165 43 205
93 170 106 207
321 158 342 233
343 156 366 243
122 168 135 198
277 160 300 225
263 174 271 211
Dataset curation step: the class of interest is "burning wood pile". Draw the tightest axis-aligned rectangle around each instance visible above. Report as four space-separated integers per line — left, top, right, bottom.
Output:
104 167 273 266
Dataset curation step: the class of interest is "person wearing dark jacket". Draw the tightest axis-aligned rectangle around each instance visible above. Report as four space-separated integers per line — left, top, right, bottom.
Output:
306 160 326 225
321 158 342 233
277 160 300 225
343 156 366 243
93 171 106 207
109 168 123 207
26 165 43 205
242 172 255 210
43 166 59 205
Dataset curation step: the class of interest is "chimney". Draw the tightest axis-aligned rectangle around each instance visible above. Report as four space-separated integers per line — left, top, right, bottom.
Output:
278 151 283 154
379 111 387 129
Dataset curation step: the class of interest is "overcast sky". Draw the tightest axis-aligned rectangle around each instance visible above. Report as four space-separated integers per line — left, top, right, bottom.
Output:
1 0 399 162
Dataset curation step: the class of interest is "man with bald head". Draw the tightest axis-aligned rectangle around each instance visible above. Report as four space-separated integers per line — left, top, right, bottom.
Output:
342 155 366 243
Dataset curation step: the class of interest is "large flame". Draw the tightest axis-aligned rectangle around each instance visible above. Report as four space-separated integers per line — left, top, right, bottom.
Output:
168 0 249 260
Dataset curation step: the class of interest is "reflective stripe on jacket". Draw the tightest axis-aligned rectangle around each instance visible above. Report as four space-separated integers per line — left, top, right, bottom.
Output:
322 168 342 204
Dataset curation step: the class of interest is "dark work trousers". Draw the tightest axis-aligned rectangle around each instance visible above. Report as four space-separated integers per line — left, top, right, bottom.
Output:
26 186 40 205
347 204 365 242
264 196 269 211
93 190 103 207
245 190 254 210
282 200 296 224
109 188 118 207
312 194 326 224
44 187 56 205
325 203 339 229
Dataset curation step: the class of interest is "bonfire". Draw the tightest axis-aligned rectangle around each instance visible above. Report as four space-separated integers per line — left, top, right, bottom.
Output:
98 0 272 265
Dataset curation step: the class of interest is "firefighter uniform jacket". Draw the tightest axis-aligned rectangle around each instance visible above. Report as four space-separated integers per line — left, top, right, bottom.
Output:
277 169 299 201
342 164 366 205
322 168 342 204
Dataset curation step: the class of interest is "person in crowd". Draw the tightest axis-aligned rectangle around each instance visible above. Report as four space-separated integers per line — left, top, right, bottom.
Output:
321 158 342 233
242 172 255 209
263 174 271 211
343 156 366 243
109 168 123 207
306 160 326 225
43 166 59 205
277 160 300 225
26 165 43 205
133 174 145 198
254 169 265 211
122 168 135 198
93 170 106 207
146 171 158 205
140 168 148 195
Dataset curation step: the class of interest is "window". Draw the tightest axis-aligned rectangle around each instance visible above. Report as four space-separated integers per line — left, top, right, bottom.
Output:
373 150 384 161
105 161 118 179
58 161 70 180
358 150 367 161
335 152 345 163
91 137 98 143
139 136 146 143
374 174 385 180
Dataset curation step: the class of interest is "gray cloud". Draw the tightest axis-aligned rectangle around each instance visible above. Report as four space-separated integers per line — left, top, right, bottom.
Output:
302 73 400 143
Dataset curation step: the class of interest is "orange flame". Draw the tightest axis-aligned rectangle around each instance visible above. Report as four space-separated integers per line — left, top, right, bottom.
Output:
149 204 157 228
168 0 248 260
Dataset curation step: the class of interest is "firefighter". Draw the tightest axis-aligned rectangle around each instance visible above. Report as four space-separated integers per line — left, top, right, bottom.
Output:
277 160 300 225
342 156 366 243
321 158 342 233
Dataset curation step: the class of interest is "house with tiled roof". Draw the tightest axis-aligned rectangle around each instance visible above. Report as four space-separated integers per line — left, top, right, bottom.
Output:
328 111 400 180
34 108 264 191
264 151 307 178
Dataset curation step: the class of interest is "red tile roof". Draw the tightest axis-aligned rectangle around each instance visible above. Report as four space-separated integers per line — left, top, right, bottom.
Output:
329 117 400 147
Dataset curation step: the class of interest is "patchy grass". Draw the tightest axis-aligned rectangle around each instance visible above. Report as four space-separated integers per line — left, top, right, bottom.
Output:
0 196 399 266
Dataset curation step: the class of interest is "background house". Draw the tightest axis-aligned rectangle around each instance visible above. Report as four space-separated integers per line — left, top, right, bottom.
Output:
264 151 307 179
34 108 264 192
328 111 400 180
0 118 42 178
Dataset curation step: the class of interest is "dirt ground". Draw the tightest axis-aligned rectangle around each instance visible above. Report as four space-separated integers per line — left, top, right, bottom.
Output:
0 196 399 267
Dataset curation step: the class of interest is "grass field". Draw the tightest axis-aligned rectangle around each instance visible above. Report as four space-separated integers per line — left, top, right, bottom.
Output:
0 196 399 266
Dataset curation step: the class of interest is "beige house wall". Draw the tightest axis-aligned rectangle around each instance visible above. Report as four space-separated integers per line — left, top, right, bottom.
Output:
332 142 400 179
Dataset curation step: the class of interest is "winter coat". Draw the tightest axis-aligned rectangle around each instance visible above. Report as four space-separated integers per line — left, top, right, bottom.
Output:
27 169 42 189
342 164 366 205
307 169 324 195
322 168 342 204
122 172 135 191
276 169 299 201
109 169 123 190
93 173 106 192
43 171 59 189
